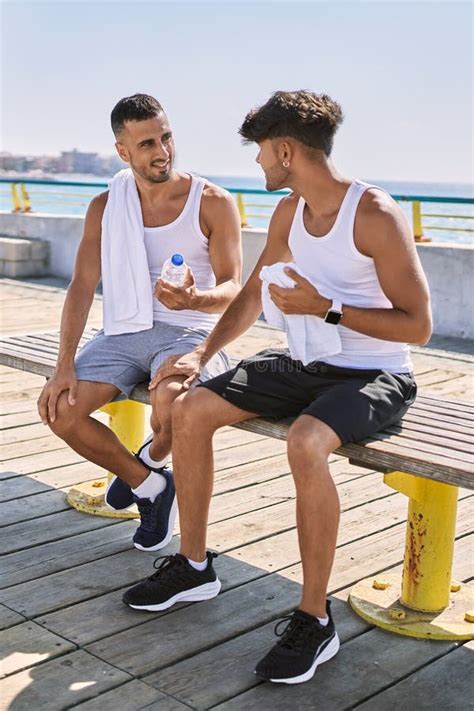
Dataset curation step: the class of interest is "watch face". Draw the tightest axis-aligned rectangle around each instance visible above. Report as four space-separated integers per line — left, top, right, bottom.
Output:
325 310 342 325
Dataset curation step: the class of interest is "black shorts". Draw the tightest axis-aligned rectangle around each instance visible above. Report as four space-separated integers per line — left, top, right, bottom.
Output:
199 348 417 445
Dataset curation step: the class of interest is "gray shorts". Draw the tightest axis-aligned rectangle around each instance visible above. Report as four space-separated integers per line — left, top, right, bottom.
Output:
75 321 230 397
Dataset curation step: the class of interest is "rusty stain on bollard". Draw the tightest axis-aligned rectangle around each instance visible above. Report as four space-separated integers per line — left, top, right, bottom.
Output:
405 512 427 599
92 481 106 488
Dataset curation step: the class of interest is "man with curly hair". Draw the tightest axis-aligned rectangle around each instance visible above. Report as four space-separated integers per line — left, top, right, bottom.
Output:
123 90 432 684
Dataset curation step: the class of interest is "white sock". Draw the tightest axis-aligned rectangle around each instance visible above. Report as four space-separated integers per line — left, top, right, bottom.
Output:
139 441 168 470
187 557 207 571
317 616 329 627
132 470 167 502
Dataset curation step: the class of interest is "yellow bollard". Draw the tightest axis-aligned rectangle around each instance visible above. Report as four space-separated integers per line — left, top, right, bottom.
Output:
11 183 21 212
100 399 145 480
412 201 423 241
412 201 431 242
349 470 473 640
67 399 146 518
20 183 32 212
398 475 458 611
236 193 249 227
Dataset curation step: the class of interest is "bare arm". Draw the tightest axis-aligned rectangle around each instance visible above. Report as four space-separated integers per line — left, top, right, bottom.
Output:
270 191 432 345
149 194 297 389
340 191 432 343
37 192 106 422
154 186 242 313
193 186 242 312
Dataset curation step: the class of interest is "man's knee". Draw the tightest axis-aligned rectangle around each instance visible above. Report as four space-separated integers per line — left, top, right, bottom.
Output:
151 378 186 429
287 415 339 468
49 393 83 437
171 388 219 433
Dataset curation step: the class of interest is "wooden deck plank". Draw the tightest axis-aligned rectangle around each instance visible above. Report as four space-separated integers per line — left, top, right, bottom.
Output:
1 435 68 461
0 523 136 590
0 478 420 618
0 427 266 462
0 422 63 445
356 641 474 711
0 466 386 586
235 420 474 488
38 511 471 656
135 541 474 710
0 484 82 526
415 369 465 386
0 621 76 678
0 605 26 631
1 282 473 710
143 593 368 709
0 650 131 711
0 510 123 557
72 679 190 710
212 631 456 710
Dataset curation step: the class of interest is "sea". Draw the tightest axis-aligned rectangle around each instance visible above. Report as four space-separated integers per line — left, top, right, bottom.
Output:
1 173 472 244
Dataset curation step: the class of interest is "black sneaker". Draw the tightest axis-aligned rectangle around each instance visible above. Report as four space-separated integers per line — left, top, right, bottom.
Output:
132 467 177 551
255 601 340 684
123 552 221 611
104 435 169 511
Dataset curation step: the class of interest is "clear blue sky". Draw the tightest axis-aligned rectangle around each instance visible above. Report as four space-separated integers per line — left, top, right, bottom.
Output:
1 0 472 182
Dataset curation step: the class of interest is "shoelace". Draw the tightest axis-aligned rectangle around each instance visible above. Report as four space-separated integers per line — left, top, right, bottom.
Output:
136 496 162 528
146 554 190 587
147 552 218 586
274 614 326 653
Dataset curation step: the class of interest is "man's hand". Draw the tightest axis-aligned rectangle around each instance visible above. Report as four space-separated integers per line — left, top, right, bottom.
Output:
154 266 199 311
37 366 78 424
149 350 206 391
268 267 331 317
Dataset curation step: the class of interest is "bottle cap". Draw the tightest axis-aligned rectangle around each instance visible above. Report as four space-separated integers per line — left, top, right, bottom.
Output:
171 253 184 266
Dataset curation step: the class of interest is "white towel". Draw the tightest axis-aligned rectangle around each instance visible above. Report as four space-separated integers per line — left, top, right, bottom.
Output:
101 169 153 335
260 262 342 365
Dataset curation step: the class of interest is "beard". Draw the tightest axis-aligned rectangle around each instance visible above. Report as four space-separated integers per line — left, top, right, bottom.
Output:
264 162 290 192
131 159 172 184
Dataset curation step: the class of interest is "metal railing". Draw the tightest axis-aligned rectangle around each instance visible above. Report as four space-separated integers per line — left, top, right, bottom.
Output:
1 177 473 243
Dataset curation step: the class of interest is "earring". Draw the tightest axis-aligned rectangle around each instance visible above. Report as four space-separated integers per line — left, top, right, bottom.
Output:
282 161 290 168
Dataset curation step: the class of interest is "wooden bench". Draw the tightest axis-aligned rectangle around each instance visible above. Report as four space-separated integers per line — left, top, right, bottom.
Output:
1 329 473 642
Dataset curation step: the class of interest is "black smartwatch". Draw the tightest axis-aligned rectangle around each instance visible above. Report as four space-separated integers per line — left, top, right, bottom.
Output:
324 299 343 325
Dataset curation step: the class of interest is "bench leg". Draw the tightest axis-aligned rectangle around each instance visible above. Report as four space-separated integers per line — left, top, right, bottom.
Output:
67 399 145 519
349 471 474 640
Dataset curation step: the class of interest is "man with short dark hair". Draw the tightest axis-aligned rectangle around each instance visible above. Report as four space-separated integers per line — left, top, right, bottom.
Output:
38 93 242 551
123 90 432 684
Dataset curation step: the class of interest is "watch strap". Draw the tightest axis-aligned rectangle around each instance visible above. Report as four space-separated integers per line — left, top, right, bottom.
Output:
324 299 343 324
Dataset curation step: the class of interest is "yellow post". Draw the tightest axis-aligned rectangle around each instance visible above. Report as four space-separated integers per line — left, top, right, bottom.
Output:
349 470 473 640
386 472 458 611
412 201 431 242
100 399 145 480
236 193 249 227
11 183 21 212
67 399 146 518
20 183 32 212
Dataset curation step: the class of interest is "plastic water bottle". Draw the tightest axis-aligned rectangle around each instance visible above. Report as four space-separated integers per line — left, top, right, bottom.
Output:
161 253 187 286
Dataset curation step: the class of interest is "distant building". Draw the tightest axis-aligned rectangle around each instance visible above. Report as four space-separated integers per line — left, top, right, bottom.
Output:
57 149 100 174
0 150 126 177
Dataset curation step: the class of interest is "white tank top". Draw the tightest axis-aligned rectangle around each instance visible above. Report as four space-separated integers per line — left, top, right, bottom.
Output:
288 180 412 372
144 174 218 330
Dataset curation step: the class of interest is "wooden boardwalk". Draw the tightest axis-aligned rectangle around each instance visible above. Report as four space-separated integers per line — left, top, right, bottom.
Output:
0 279 473 710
